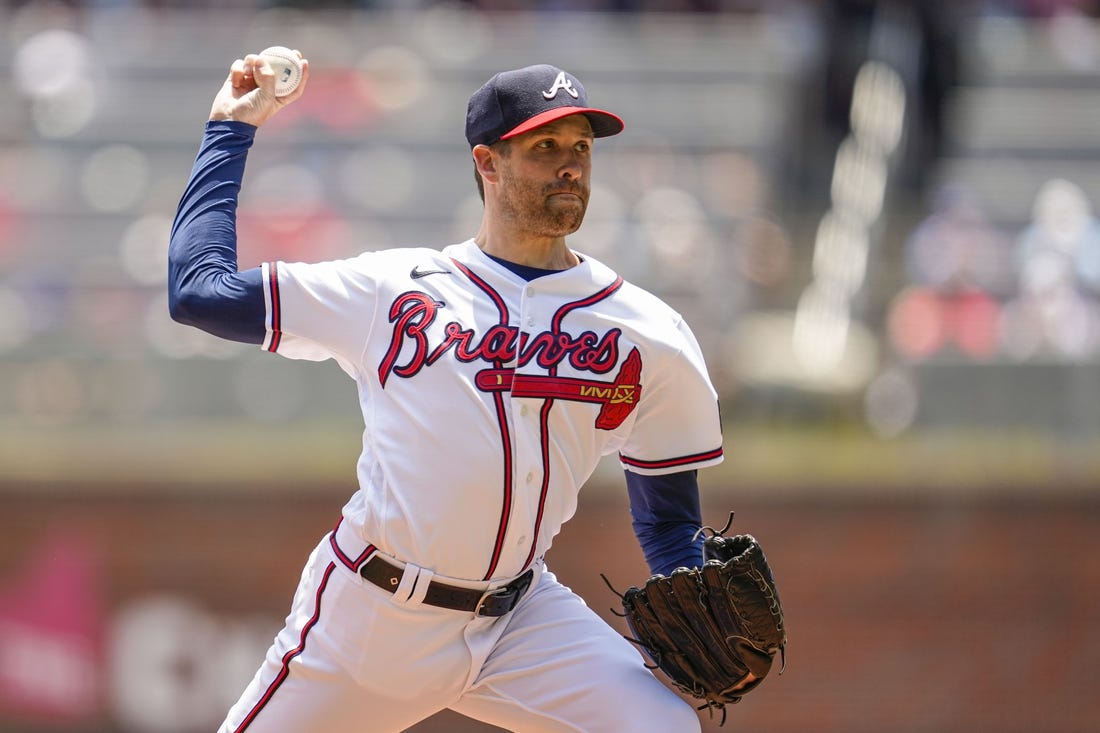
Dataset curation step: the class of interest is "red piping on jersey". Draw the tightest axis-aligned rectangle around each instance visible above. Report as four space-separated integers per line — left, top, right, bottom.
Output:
521 398 555 570
451 259 514 581
483 388 514 581
551 277 623 332
619 446 724 470
328 517 376 572
266 262 282 353
520 276 625 571
232 561 336 732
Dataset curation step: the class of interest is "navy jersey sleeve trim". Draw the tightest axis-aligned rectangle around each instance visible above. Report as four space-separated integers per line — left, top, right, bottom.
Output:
625 469 705 577
619 446 723 472
168 120 266 344
263 261 283 353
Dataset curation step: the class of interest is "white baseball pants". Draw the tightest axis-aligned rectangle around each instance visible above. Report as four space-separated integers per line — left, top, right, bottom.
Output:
217 528 700 733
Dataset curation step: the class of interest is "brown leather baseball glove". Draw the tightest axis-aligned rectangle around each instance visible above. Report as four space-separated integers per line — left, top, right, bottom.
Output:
607 514 786 722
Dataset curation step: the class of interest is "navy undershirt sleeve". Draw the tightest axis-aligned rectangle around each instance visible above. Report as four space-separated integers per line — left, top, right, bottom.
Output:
168 120 266 344
625 469 705 576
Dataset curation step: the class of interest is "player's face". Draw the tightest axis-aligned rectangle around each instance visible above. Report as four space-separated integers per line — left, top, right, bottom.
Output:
495 115 594 237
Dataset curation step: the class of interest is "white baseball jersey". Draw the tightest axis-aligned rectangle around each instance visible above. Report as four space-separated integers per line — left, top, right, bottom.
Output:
260 238 723 583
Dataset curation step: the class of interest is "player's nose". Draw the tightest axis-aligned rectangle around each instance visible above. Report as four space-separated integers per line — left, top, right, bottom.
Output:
558 153 583 180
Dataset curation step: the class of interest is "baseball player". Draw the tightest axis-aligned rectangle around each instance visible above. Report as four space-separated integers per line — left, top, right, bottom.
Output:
169 53 727 733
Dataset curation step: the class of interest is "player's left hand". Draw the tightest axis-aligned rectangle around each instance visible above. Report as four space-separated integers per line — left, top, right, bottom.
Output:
607 514 786 721
208 51 309 127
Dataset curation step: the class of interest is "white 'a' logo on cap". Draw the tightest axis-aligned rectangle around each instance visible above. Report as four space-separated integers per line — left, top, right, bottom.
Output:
542 71 580 100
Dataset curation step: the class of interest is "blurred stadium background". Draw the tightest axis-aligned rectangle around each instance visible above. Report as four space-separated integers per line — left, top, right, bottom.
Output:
1 1 1099 731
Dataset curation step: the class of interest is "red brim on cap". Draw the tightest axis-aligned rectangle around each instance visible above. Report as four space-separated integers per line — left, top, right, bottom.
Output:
500 106 625 141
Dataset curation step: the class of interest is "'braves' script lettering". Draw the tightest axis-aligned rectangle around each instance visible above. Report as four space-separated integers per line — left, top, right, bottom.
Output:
378 291 621 386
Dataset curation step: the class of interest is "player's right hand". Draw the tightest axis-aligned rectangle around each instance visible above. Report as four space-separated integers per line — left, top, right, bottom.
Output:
208 51 309 127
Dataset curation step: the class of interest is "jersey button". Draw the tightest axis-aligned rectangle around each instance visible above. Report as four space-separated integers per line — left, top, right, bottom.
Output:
520 405 529 417
526 289 535 297
526 471 534 484
526 317 534 326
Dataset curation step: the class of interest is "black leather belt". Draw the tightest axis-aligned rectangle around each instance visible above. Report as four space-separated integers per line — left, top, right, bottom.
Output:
359 555 534 617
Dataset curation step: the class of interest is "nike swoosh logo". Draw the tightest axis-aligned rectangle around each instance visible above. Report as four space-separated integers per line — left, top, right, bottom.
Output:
410 265 452 279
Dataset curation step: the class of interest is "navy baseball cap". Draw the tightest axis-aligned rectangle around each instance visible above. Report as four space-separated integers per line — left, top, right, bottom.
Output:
465 64 624 147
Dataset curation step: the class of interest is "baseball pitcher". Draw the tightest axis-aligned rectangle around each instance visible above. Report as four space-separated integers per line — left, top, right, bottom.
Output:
169 51 783 733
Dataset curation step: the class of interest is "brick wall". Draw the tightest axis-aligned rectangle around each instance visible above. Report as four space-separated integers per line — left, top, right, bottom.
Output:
2 485 1096 733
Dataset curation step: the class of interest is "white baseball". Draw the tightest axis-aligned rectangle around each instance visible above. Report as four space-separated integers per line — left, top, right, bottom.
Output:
259 46 303 97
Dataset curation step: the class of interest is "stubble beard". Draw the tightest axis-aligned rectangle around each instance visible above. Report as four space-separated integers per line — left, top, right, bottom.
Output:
499 172 589 238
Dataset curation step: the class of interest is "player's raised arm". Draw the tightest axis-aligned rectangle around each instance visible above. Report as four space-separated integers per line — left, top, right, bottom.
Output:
168 50 309 344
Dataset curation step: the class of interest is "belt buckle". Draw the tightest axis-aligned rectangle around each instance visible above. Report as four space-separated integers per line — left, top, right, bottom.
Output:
473 569 533 617
474 585 512 617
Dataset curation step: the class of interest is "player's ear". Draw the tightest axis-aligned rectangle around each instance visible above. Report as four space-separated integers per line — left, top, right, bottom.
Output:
472 144 500 184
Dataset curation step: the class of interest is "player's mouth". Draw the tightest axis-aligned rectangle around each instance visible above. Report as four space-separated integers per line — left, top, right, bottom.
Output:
547 186 586 202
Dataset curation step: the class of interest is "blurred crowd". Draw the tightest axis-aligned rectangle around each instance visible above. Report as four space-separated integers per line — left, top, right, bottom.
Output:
3 0 1099 15
890 178 1100 363
3 0 1100 436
